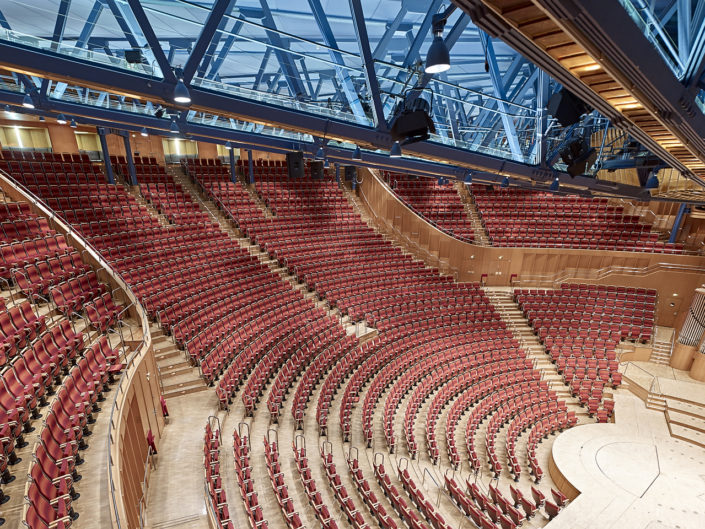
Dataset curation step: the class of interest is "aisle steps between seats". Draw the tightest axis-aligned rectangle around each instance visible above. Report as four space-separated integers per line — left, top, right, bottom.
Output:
455 182 490 244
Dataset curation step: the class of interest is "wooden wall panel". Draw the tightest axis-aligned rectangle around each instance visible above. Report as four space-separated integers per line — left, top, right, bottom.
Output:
358 168 705 327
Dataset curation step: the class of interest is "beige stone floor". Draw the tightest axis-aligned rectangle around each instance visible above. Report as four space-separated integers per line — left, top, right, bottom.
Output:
622 361 705 404
143 390 220 529
548 391 705 529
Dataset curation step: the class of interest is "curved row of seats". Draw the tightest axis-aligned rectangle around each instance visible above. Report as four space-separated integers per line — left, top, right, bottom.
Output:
381 172 475 242
205 419 234 529
515 283 656 418
471 185 683 253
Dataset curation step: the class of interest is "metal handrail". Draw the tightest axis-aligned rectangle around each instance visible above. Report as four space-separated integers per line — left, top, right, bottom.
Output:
0 168 152 529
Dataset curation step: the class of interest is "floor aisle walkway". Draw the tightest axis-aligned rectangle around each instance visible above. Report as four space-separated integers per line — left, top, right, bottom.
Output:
144 391 220 529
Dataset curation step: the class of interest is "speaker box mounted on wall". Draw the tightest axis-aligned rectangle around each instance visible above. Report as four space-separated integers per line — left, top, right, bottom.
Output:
286 151 304 178
310 160 324 179
344 165 357 181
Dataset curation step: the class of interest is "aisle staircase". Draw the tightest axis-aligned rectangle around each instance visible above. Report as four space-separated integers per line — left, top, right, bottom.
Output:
168 165 372 340
455 182 490 245
483 288 586 411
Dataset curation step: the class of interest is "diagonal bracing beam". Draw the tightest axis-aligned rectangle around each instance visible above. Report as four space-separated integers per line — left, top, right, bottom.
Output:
479 31 522 160
349 0 387 129
183 0 237 84
307 0 368 124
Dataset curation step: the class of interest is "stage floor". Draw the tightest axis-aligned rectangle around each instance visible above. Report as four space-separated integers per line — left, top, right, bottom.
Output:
548 392 705 529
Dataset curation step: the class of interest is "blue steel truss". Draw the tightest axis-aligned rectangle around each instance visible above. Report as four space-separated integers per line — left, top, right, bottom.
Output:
0 0 684 181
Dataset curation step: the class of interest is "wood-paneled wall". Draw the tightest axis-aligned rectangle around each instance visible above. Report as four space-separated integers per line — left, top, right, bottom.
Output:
358 168 705 327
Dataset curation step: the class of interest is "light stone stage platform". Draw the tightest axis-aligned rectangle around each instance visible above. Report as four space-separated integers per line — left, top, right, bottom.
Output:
548 392 705 529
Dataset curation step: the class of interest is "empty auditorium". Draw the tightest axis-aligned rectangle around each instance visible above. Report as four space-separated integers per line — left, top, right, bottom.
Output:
1 1 705 528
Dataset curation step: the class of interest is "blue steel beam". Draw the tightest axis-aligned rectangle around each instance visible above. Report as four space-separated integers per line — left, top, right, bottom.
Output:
382 0 443 111
183 0 236 84
125 0 176 82
76 0 104 48
50 0 72 52
196 1 239 79
372 5 408 60
0 8 10 30
0 39 570 181
206 20 244 80
479 32 522 160
348 0 387 130
257 0 307 98
307 0 368 125
253 48 272 90
470 55 526 143
669 202 689 243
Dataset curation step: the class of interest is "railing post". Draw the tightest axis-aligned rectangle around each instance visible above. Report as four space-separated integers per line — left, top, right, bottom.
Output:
121 132 139 186
98 127 116 184
668 203 689 244
229 146 237 184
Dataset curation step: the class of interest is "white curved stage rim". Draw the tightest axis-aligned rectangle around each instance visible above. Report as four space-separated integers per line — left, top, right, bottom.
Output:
549 393 705 529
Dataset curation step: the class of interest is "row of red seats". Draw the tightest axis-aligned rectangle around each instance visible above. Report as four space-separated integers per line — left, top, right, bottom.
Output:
292 442 339 529
24 336 122 529
205 420 234 529
263 436 307 529
347 453 398 529
233 426 269 529
374 462 430 529
1 150 90 163
321 444 371 529
471 184 683 253
387 174 475 242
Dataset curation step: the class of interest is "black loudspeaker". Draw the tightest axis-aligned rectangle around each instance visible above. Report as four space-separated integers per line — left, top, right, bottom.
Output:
286 151 304 178
547 88 591 127
344 165 357 181
561 139 597 177
310 160 324 179
124 49 144 64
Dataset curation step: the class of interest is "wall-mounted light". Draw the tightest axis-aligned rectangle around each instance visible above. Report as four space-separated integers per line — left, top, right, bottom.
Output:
56 114 67 124
549 178 559 192
352 145 362 160
70 118 77 128
225 141 233 150
500 176 509 188
140 127 148 137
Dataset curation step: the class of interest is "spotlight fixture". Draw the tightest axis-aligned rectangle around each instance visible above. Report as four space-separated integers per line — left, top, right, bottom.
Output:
500 176 509 188
56 114 67 124
3 105 10 113
390 141 402 158
426 34 450 74
140 127 148 137
352 145 362 160
324 159 330 169
38 116 45 122
155 106 165 119
315 146 325 160
22 93 34 109
70 118 77 128
225 141 233 150
549 178 560 192
645 171 659 190
173 79 191 104
464 171 472 184
170 120 180 134
425 8 455 74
